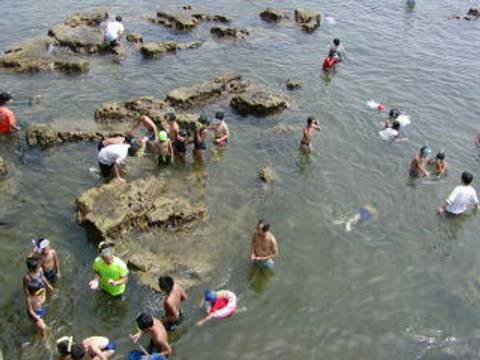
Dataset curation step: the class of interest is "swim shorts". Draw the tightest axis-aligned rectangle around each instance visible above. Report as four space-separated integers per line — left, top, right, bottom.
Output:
254 259 274 270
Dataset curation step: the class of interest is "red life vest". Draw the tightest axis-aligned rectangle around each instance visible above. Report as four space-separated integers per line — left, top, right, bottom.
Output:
323 56 336 70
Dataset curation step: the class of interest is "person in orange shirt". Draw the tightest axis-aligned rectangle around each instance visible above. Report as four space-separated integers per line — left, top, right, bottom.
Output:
0 92 18 134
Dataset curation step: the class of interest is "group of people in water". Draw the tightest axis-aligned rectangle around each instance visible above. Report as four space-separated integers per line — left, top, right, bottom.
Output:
21 218 278 359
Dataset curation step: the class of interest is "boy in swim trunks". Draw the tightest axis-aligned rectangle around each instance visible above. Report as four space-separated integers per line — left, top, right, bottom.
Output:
158 275 188 331
250 220 279 270
129 115 159 152
23 256 53 296
154 131 174 166
210 112 229 146
409 145 431 177
30 238 61 284
428 151 448 177
300 116 320 152
68 336 116 360
130 313 172 357
26 279 47 337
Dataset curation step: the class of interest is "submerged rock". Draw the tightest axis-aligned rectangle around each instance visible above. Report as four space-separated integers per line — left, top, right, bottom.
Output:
150 8 231 31
0 36 89 73
294 9 321 33
95 96 170 123
210 26 249 39
140 40 202 58
260 8 289 22
165 73 248 108
468 7 480 17
0 157 7 177
230 90 289 116
75 176 206 240
258 166 275 183
126 32 143 43
26 122 128 147
286 80 302 90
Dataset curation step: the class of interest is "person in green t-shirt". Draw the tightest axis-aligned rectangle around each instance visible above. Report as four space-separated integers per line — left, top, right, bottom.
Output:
89 242 128 297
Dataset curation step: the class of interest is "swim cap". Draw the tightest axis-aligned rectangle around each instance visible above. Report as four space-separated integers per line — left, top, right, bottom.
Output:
101 246 114 257
328 49 336 57
389 108 400 119
204 289 217 303
420 145 432 157
32 238 49 253
0 91 12 103
436 152 445 160
158 131 168 142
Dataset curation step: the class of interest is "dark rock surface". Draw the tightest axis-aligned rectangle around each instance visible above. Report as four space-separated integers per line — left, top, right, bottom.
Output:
140 40 202 58
210 26 249 39
294 8 321 33
230 89 289 116
259 8 290 22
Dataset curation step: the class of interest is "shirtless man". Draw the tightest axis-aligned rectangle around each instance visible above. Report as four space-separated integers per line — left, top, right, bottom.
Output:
30 238 60 284
69 336 116 360
154 131 174 166
129 115 159 151
130 313 172 357
300 116 320 152
158 275 188 331
210 112 229 146
409 145 431 177
250 220 279 270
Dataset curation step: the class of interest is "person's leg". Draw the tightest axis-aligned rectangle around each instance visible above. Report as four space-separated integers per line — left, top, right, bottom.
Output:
35 318 47 337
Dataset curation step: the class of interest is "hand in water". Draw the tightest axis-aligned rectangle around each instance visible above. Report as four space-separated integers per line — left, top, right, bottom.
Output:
108 279 116 286
89 279 99 290
129 333 141 343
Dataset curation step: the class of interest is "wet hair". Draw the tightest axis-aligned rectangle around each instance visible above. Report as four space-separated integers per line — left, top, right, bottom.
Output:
328 49 336 57
70 344 86 360
215 112 224 120
333 38 340 46
26 256 40 272
420 145 431 157
461 171 474 185
0 91 12 105
57 340 71 356
389 108 400 120
26 278 44 295
307 116 316 125
136 312 154 331
127 137 142 156
179 128 189 138
158 275 174 293
166 112 176 122
435 152 445 161
391 121 401 131
115 16 122 22
261 223 270 232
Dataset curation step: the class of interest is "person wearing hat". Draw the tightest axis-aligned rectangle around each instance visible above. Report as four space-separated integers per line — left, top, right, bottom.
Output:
89 242 129 298
409 145 432 178
97 136 141 180
0 91 19 134
154 130 174 166
29 238 61 284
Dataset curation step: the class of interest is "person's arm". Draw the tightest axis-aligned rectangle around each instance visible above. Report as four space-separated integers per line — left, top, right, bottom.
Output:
108 274 128 286
157 337 172 357
196 313 213 326
180 287 188 301
168 142 175 164
250 235 257 261
103 137 125 146
129 330 143 343
418 161 429 177
23 276 29 296
8 111 19 131
53 250 61 278
89 345 108 360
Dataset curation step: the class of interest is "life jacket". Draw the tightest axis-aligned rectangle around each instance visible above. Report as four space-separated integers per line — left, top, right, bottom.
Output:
323 56 336 70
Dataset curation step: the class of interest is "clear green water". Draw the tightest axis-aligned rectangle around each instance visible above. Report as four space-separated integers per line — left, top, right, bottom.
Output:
2 0 480 359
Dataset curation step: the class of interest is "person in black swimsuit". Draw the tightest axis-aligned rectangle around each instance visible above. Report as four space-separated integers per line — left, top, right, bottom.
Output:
193 122 208 163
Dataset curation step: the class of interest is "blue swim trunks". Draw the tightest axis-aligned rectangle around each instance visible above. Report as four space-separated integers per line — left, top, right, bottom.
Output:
254 259 274 270
35 308 46 318
104 340 116 351
355 207 374 222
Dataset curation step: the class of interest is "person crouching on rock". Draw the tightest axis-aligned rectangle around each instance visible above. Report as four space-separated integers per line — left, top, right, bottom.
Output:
97 136 141 181
323 49 338 72
130 313 172 357
89 242 129 298
104 15 124 49
158 275 188 332
0 91 19 134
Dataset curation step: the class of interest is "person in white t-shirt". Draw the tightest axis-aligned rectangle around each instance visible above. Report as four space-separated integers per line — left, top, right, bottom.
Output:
437 171 480 216
379 120 407 143
97 136 141 180
104 16 124 47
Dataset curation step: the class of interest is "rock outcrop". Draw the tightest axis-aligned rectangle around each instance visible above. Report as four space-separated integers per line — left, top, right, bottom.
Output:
259 8 289 22
165 73 248 108
0 157 7 177
210 26 249 39
230 90 289 116
140 40 202 58
258 166 275 183
26 122 128 147
76 176 206 240
294 9 321 33
0 37 89 73
126 32 143 43
150 8 231 31
468 7 480 17
286 80 302 90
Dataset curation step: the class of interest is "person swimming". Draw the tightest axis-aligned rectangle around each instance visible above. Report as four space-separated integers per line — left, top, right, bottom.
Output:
323 49 337 71
334 205 379 232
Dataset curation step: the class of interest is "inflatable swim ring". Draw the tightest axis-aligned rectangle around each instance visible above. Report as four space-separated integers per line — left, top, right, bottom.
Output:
211 290 237 320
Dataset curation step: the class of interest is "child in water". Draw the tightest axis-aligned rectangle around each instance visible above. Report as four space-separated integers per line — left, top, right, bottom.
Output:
409 145 432 177
323 49 337 71
26 279 47 337
428 151 448 177
300 116 320 152
210 112 229 146
334 205 379 232
154 131 174 166
30 238 61 284
23 256 53 296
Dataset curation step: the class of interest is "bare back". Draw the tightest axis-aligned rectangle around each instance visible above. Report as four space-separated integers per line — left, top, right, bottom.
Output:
252 232 277 258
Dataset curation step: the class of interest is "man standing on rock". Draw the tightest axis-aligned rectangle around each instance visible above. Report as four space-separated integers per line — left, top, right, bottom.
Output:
89 242 129 298
0 92 19 134
97 136 141 180
250 220 279 270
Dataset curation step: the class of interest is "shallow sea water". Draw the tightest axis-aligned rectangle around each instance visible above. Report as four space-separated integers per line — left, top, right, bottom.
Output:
1 0 480 359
